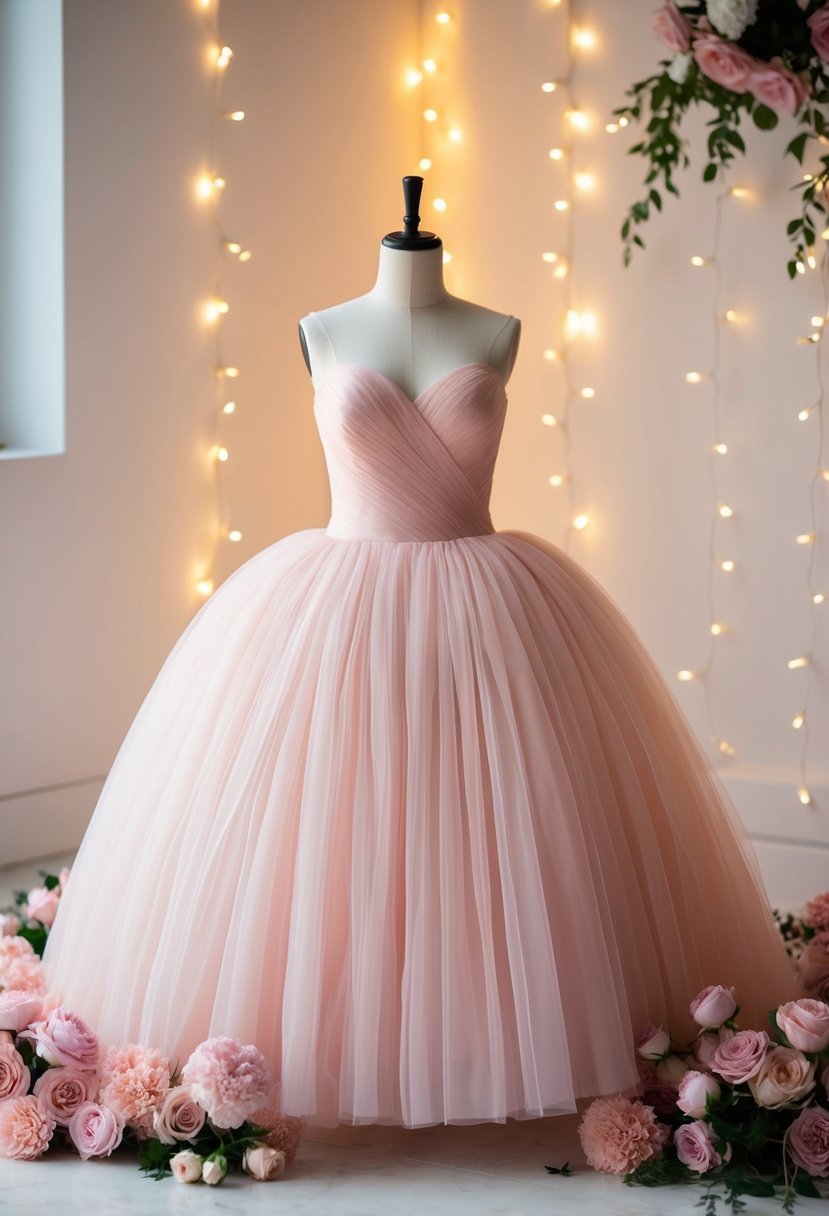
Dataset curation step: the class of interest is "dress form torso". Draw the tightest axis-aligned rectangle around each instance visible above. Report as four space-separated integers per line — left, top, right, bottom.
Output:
298 244 520 401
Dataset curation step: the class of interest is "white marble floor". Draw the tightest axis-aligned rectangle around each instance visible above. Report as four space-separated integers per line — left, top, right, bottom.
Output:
1 855 827 1215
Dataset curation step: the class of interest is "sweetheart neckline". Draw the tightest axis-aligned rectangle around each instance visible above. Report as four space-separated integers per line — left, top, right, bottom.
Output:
312 360 507 407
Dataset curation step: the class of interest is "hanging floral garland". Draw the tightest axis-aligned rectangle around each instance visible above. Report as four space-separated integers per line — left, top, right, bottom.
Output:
615 0 829 277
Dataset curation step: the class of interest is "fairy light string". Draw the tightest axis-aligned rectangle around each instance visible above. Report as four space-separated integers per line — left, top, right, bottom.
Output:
195 0 249 599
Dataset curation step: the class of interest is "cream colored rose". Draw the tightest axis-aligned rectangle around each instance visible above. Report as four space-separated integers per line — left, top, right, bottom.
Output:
747 1046 816 1109
152 1085 206 1145
170 1148 203 1182
636 1024 671 1060
655 1054 690 1085
776 999 829 1053
243 1143 287 1180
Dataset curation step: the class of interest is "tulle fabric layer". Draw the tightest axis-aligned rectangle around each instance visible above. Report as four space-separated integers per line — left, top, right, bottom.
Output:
41 527 800 1128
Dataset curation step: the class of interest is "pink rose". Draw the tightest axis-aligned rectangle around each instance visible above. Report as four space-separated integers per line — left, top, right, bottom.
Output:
777 999 829 1052
653 1 693 53
677 1070 721 1118
578 1095 671 1174
180 1036 273 1130
797 944 829 1000
1 956 45 995
0 1042 31 1101
808 5 829 62
787 1104 829 1177
152 1084 207 1144
0 914 21 937
243 1143 287 1180
66 1100 124 1160
32 1066 98 1126
747 1046 816 1108
17 1006 99 1069
693 1027 734 1071
171 1148 203 1181
711 1029 769 1083
690 985 737 1029
98 1042 171 1133
749 59 809 115
24 886 60 928
0 989 43 1033
0 1094 56 1159
694 35 757 93
635 1023 671 1060
675 1119 731 1172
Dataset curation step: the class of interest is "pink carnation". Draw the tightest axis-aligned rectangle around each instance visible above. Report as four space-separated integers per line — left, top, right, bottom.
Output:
694 34 757 93
66 1101 124 1160
578 1094 670 1174
33 1066 98 1126
2 956 45 995
653 1 693 53
0 1094 56 1159
787 1103 829 1177
17 1006 99 1069
809 4 829 62
98 1043 172 1133
0 989 43 1033
803 891 829 932
749 58 809 115
0 914 21 937
180 1036 274 1130
248 1104 306 1167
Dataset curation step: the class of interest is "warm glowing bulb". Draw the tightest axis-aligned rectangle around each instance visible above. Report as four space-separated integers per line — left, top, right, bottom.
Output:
433 197 447 211
223 401 236 414
406 68 424 87
553 262 568 279
196 175 216 200
573 513 590 530
798 785 812 805
216 446 229 462
798 406 815 421
423 108 438 122
787 656 809 669
567 108 589 129
605 122 620 134
814 592 826 604
717 740 735 756
215 45 233 67
710 622 726 636
238 249 252 262
730 186 751 199
442 250 452 264
548 147 565 160
811 315 826 327
225 241 241 254
541 413 558 427
572 27 596 49
218 365 239 378
795 531 816 544
422 58 437 73
204 298 230 323
574 172 595 191
228 529 242 542
541 81 559 93
717 502 733 517
719 559 735 572
543 349 559 361
580 387 596 399
724 309 738 322
796 260 806 275
419 157 432 170
808 251 817 268
436 10 451 23
542 251 559 263
690 255 709 267
677 669 696 681
792 712 805 730
448 127 462 142
548 474 564 486
713 442 728 454
197 578 214 596
685 371 705 384
224 110 245 121
554 199 569 212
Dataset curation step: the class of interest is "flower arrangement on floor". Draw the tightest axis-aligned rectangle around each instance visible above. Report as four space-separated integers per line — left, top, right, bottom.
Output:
615 0 829 277
565 888 829 1213
0 868 304 1182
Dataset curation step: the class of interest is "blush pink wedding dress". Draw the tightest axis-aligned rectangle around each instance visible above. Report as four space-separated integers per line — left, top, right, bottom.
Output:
41 358 800 1129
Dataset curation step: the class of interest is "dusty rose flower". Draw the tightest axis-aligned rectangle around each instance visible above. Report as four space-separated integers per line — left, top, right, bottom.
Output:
653 1 693 52
0 1033 12 1046
17 1006 99 1069
171 1148 203 1181
0 915 21 937
152 1085 206 1144
66 1101 124 1160
777 998 829 1053
202 1154 228 1184
0 1094 56 1159
0 935 36 974
635 1057 678 1115
694 35 757 93
690 985 737 1029
2 956 45 995
98 1043 172 1133
654 1054 690 1085
798 941 829 998
675 1119 731 1172
635 1023 671 1060
787 1104 829 1176
24 887 60 929
0 990 42 1033
248 1105 306 1167
180 1036 273 1130
32 1066 97 1127
578 1094 670 1174
711 1029 769 1084
747 1046 816 1108
693 1027 733 1071
243 1142 287 1180
677 1070 721 1117
749 59 809 116
809 5 829 62
0 1043 31 1102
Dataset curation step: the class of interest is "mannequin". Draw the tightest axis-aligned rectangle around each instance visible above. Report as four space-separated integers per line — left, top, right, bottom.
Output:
298 175 521 400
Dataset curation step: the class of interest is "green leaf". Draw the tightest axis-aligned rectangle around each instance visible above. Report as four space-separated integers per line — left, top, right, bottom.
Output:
633 234 645 248
724 129 745 152
788 260 799 279
752 104 779 131
792 1171 820 1197
787 132 809 164
703 162 718 182
621 218 631 240
787 219 802 235
649 189 662 211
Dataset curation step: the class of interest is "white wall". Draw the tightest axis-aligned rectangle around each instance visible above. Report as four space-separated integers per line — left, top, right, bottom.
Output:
1 0 824 906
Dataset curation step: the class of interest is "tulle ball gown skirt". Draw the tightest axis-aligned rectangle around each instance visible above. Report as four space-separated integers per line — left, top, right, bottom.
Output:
41 362 800 1129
